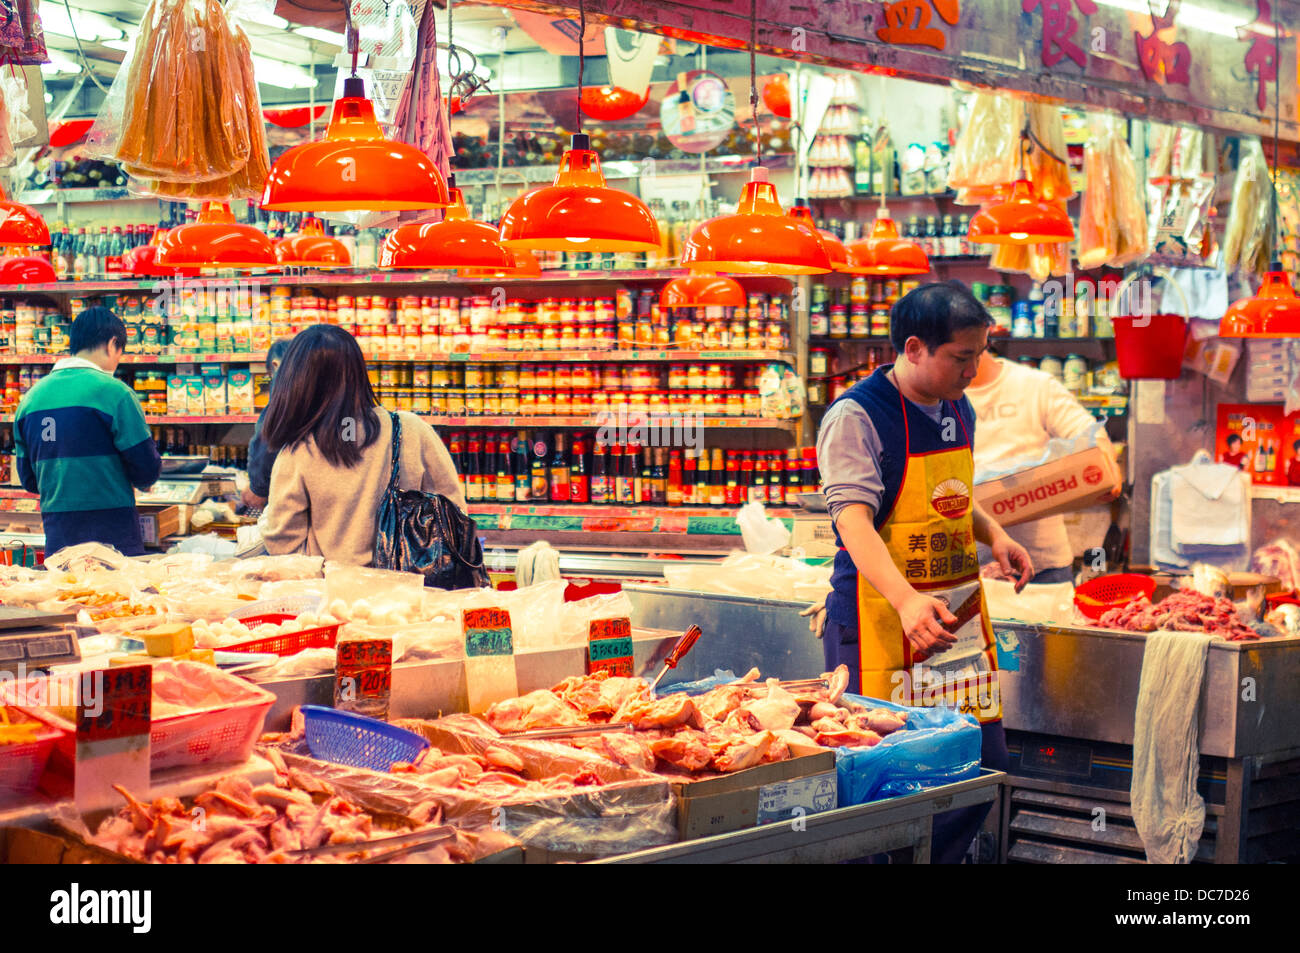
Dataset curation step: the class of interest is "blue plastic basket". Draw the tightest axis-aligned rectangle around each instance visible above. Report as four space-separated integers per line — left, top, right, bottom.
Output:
300 705 430 772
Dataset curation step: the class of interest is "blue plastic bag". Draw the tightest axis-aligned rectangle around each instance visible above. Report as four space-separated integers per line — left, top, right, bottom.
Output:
663 672 982 807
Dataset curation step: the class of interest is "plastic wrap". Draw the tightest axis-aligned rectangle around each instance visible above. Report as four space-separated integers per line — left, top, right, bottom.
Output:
1079 113 1150 270
948 92 1023 196
234 554 325 583
323 564 427 625
88 0 253 184
41 542 134 575
981 578 1078 624
662 551 833 603
973 421 1105 485
831 692 982 806
1222 137 1273 277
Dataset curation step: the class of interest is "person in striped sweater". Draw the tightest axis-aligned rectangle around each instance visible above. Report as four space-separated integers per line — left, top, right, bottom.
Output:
15 307 161 556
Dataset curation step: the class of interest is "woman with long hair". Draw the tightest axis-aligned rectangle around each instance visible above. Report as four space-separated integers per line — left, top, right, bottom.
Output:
260 325 465 565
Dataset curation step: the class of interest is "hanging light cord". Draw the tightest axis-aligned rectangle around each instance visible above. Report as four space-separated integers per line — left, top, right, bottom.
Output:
1020 119 1068 175
345 0 358 78
576 0 586 134
750 0 762 165
61 0 109 93
1270 16 1280 268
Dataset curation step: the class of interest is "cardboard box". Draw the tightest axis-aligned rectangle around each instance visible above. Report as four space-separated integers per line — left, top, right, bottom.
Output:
789 514 839 558
672 751 837 840
184 376 205 416
226 368 254 414
166 375 187 415
975 445 1120 528
203 374 227 415
137 504 181 547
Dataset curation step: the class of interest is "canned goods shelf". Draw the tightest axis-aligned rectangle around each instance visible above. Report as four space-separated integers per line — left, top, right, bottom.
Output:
0 350 793 366
0 413 800 430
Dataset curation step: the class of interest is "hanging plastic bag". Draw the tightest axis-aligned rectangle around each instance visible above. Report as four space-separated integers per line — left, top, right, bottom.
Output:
948 92 1022 197
0 65 45 149
88 0 253 184
1222 138 1273 277
1079 113 1148 270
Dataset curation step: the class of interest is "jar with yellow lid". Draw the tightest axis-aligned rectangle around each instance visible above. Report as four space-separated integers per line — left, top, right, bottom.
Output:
553 389 572 415
517 389 536 414
499 388 519 415
744 389 762 416
571 389 591 415
535 390 555 415
590 390 609 412
541 326 560 350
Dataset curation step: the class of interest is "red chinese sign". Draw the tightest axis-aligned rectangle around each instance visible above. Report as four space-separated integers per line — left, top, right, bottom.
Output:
336 639 393 700
1134 0 1191 85
76 666 151 744
1239 0 1279 112
876 0 960 51
1022 0 1098 69
588 617 635 677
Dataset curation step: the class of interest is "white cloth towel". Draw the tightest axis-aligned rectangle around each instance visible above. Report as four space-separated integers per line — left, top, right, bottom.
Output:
1169 461 1249 548
1131 630 1221 864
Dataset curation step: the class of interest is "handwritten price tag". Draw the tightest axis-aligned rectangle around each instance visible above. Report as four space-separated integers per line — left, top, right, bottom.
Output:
463 608 514 658
588 617 634 677
75 665 152 813
335 638 393 718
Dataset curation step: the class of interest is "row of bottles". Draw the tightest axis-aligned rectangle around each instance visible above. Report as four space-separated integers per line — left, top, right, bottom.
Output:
446 430 820 507
149 427 249 467
49 225 158 281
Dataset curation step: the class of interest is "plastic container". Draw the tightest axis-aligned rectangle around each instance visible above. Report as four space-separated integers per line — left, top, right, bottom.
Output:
0 707 66 803
1074 573 1157 621
300 705 430 771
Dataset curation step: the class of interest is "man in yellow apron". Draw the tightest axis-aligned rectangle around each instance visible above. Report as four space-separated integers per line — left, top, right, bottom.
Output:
817 281 1033 863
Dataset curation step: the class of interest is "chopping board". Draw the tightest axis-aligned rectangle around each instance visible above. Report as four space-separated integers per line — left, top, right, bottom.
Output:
0 605 79 630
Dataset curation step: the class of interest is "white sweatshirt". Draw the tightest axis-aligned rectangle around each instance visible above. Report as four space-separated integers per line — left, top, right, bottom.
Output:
964 358 1105 573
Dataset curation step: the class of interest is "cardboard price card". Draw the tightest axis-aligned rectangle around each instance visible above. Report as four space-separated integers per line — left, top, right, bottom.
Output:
76 665 152 813
463 607 514 657
334 638 393 718
588 617 634 677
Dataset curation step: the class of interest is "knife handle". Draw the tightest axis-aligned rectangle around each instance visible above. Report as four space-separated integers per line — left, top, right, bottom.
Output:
665 624 702 669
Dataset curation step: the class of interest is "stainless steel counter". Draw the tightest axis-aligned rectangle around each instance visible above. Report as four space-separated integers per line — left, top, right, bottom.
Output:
994 621 1300 759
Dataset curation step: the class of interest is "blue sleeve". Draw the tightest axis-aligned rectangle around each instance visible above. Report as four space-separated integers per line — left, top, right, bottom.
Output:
16 454 36 494
247 409 276 498
121 436 161 490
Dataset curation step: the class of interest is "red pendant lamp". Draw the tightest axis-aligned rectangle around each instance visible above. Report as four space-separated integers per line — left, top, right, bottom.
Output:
0 253 55 283
1219 20 1300 339
661 274 747 308
967 121 1074 246
458 247 542 279
845 213 931 275
787 201 850 272
679 3 831 276
0 187 50 248
381 177 512 270
123 228 197 277
261 76 450 212
276 217 351 269
498 0 659 253
156 203 277 269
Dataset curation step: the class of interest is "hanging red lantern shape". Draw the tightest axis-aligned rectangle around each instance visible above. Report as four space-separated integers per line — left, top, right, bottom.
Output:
263 105 329 129
123 228 201 278
48 119 94 148
579 85 650 121
0 255 55 283
761 75 791 119
276 217 351 268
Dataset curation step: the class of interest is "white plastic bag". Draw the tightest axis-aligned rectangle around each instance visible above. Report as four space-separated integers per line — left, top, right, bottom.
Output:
981 578 1077 624
736 501 792 555
662 551 832 603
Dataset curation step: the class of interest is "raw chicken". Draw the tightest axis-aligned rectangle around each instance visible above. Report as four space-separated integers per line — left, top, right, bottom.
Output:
714 731 775 773
613 692 701 730
739 679 800 731
485 689 584 732
648 730 714 772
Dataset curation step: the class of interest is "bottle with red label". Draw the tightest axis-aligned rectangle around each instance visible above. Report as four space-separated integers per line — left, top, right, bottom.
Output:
464 432 483 502
666 449 683 506
570 434 589 503
725 451 742 505
590 438 610 504
549 432 570 502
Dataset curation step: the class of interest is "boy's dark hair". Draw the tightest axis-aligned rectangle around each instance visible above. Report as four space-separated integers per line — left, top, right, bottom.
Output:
889 280 994 353
261 324 380 468
267 337 293 370
69 306 127 354
1227 434 1243 447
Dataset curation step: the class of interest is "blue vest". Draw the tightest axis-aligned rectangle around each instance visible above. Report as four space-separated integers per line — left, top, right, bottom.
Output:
824 366 977 630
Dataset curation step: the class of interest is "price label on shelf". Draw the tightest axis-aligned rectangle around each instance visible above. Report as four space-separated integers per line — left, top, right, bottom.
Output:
334 637 393 719
463 607 514 657
75 665 152 813
587 617 634 677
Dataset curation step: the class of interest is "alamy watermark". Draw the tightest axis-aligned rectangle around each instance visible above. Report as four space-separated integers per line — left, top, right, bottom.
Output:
1042 273 1156 327
594 407 703 450
148 278 264 319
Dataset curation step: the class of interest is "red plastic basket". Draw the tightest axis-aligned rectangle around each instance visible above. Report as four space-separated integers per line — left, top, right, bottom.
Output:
221 612 342 656
1074 573 1157 621
0 707 66 803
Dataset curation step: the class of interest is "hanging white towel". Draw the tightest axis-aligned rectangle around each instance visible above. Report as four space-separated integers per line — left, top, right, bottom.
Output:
1169 460 1249 549
1131 630 1221 864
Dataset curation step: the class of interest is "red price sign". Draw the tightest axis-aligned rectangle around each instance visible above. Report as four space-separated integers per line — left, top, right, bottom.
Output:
76 666 152 744
336 639 393 701
463 607 514 657
588 617 634 677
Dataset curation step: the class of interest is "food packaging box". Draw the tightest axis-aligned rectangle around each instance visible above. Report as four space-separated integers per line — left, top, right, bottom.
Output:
203 374 227 415
789 514 839 557
226 368 254 414
974 445 1120 528
138 504 181 547
184 376 205 416
670 750 837 841
166 375 187 415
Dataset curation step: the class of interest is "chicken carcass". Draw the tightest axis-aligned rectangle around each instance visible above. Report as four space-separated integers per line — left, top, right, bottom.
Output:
648 729 714 772
812 717 882 748
694 683 750 723
614 691 701 730
485 689 583 732
713 731 776 773
598 731 657 773
739 678 800 731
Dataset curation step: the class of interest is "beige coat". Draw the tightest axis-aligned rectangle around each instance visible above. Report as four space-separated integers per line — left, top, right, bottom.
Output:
262 409 466 566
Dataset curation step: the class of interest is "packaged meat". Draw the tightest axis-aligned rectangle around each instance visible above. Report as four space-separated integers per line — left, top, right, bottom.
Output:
1079 113 1149 270
1222 137 1274 277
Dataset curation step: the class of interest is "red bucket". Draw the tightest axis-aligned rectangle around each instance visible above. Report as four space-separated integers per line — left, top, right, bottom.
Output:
1112 313 1187 379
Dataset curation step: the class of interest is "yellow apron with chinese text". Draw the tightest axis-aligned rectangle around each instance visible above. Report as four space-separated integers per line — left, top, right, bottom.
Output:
856 398 1002 723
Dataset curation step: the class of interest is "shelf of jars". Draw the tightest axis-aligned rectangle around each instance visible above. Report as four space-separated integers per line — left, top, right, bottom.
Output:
0 412 800 430
0 349 795 366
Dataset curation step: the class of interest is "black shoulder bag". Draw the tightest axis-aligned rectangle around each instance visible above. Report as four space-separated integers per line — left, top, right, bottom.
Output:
373 411 488 589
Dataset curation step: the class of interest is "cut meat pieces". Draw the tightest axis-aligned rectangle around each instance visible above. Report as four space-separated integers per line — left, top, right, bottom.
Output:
613 692 701 730
713 731 775 773
485 689 583 732
739 678 800 731
649 730 714 772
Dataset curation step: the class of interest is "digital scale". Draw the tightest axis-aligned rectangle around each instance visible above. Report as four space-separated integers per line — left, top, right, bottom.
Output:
136 470 240 506
0 607 82 673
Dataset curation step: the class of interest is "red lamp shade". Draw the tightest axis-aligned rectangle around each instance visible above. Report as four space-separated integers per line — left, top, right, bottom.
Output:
276 217 351 268
381 185 511 270
681 167 832 275
263 105 328 128
787 202 850 272
498 133 660 253
124 228 200 277
661 274 747 308
580 85 650 121
49 118 94 148
844 217 930 275
762 75 792 119
261 77 450 212
967 178 1074 245
156 203 277 269
458 248 542 279
0 188 50 248
0 255 55 283
1221 269 1300 338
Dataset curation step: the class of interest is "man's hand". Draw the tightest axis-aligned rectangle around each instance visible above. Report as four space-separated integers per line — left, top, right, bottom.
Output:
896 591 959 661
991 533 1034 592
799 598 827 639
